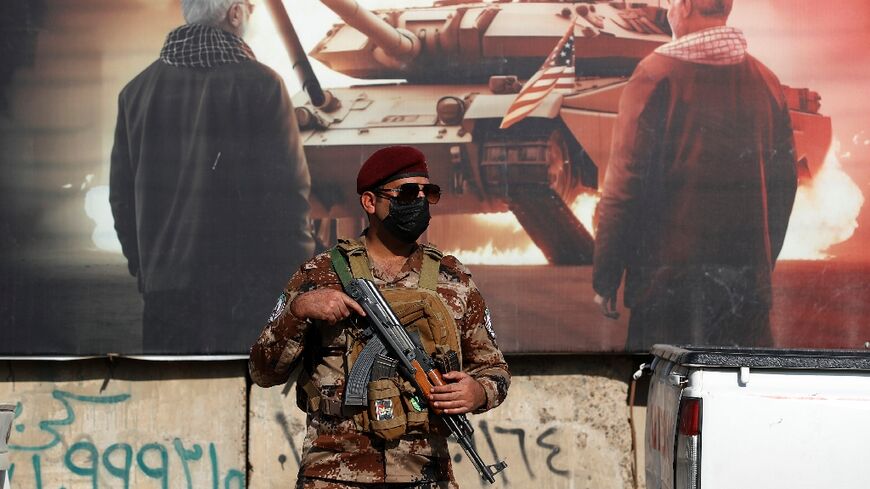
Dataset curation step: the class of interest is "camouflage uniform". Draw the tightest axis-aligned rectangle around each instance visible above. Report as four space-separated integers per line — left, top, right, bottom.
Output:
249 240 510 487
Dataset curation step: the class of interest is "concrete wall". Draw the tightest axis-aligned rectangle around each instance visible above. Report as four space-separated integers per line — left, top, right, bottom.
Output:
1 356 647 489
1 360 247 489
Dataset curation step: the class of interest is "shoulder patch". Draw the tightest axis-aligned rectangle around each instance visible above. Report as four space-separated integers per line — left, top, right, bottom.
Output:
483 307 497 342
268 292 288 323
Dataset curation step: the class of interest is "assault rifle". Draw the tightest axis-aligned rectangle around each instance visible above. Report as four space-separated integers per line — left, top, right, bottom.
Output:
343 278 507 484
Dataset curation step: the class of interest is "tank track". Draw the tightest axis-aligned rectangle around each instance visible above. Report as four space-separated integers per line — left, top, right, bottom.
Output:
507 185 594 265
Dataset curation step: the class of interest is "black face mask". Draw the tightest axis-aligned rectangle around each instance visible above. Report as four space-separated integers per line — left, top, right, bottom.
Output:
382 197 431 243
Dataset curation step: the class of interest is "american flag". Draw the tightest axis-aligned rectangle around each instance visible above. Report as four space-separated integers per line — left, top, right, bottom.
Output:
500 18 577 130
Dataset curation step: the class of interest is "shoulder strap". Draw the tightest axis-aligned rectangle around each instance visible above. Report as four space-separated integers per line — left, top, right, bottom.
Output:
418 244 444 291
329 247 354 289
336 239 374 281
334 240 442 289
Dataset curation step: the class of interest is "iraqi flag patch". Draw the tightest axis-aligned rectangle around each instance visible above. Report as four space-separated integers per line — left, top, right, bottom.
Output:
484 308 497 342
268 292 288 323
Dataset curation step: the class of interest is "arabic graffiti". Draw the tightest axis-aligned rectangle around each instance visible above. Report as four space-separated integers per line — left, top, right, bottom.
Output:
5 388 576 488
7 389 246 489
10 390 131 452
534 427 569 477
271 411 571 485
454 421 570 482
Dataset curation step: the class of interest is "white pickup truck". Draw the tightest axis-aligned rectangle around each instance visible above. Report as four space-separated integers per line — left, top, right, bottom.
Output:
644 345 870 489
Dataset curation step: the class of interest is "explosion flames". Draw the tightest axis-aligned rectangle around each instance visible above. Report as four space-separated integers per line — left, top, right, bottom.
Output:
779 143 864 260
449 144 863 264
444 193 600 266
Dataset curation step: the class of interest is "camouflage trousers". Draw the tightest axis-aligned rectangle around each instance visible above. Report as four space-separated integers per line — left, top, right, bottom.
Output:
296 476 454 489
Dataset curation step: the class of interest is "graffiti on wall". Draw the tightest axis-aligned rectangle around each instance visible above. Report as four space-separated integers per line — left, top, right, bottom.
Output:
270 411 572 486
7 390 245 489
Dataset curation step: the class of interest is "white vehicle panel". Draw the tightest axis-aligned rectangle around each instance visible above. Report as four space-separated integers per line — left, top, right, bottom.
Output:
646 346 870 489
696 369 870 489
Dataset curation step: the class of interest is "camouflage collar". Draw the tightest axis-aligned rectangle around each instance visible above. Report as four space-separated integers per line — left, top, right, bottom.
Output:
359 235 423 285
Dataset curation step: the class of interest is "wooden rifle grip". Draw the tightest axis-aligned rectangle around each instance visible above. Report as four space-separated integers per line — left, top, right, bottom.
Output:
410 359 447 414
412 361 434 397
427 368 447 387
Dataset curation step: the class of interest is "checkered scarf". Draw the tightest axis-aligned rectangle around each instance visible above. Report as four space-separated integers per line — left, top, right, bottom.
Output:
160 24 256 68
655 26 747 66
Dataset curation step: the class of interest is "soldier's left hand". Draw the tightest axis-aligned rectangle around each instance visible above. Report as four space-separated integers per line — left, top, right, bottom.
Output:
429 371 486 414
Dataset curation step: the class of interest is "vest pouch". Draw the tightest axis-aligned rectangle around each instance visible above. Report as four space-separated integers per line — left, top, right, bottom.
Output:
402 393 430 434
367 379 407 441
388 289 462 368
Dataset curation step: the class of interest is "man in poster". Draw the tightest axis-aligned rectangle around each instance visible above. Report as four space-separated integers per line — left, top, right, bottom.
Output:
592 0 798 349
109 0 313 353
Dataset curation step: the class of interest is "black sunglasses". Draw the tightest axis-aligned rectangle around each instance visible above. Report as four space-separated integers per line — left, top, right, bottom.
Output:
375 183 441 204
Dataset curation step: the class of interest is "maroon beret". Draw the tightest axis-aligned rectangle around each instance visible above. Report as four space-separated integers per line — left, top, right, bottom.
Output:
356 145 429 194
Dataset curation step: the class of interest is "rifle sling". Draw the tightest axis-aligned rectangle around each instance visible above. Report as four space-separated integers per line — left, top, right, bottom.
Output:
329 247 355 288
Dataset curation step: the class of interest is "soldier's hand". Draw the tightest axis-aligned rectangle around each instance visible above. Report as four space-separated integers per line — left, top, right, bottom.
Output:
594 293 620 320
429 371 486 414
289 288 366 324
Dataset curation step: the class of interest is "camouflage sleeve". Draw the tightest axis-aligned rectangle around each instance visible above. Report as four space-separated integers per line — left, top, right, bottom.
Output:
248 253 331 387
459 277 511 413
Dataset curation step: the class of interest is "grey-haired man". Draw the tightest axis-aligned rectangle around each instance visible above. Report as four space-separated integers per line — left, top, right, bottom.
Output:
110 0 313 353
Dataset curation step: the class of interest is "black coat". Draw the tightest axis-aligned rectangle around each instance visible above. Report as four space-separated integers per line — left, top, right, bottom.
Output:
593 51 798 348
109 57 313 315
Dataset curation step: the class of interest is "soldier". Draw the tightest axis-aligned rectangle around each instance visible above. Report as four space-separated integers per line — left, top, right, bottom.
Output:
249 145 510 488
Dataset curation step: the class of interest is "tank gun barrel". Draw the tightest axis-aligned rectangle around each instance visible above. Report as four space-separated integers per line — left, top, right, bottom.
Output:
321 0 421 66
264 0 337 110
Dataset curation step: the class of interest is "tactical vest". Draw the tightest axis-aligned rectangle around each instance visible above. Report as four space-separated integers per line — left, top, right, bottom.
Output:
298 239 463 440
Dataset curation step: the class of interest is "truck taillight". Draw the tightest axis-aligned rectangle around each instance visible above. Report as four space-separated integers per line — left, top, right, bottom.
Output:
679 397 701 436
676 397 702 489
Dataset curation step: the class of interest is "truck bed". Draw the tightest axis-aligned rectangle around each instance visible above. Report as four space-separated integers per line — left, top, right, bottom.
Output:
646 345 870 489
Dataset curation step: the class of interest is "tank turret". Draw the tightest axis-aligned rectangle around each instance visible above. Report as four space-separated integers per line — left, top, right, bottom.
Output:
321 0 422 69
311 0 672 81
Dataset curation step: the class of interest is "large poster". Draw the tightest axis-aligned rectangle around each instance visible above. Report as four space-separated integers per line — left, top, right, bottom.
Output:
1 0 868 355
